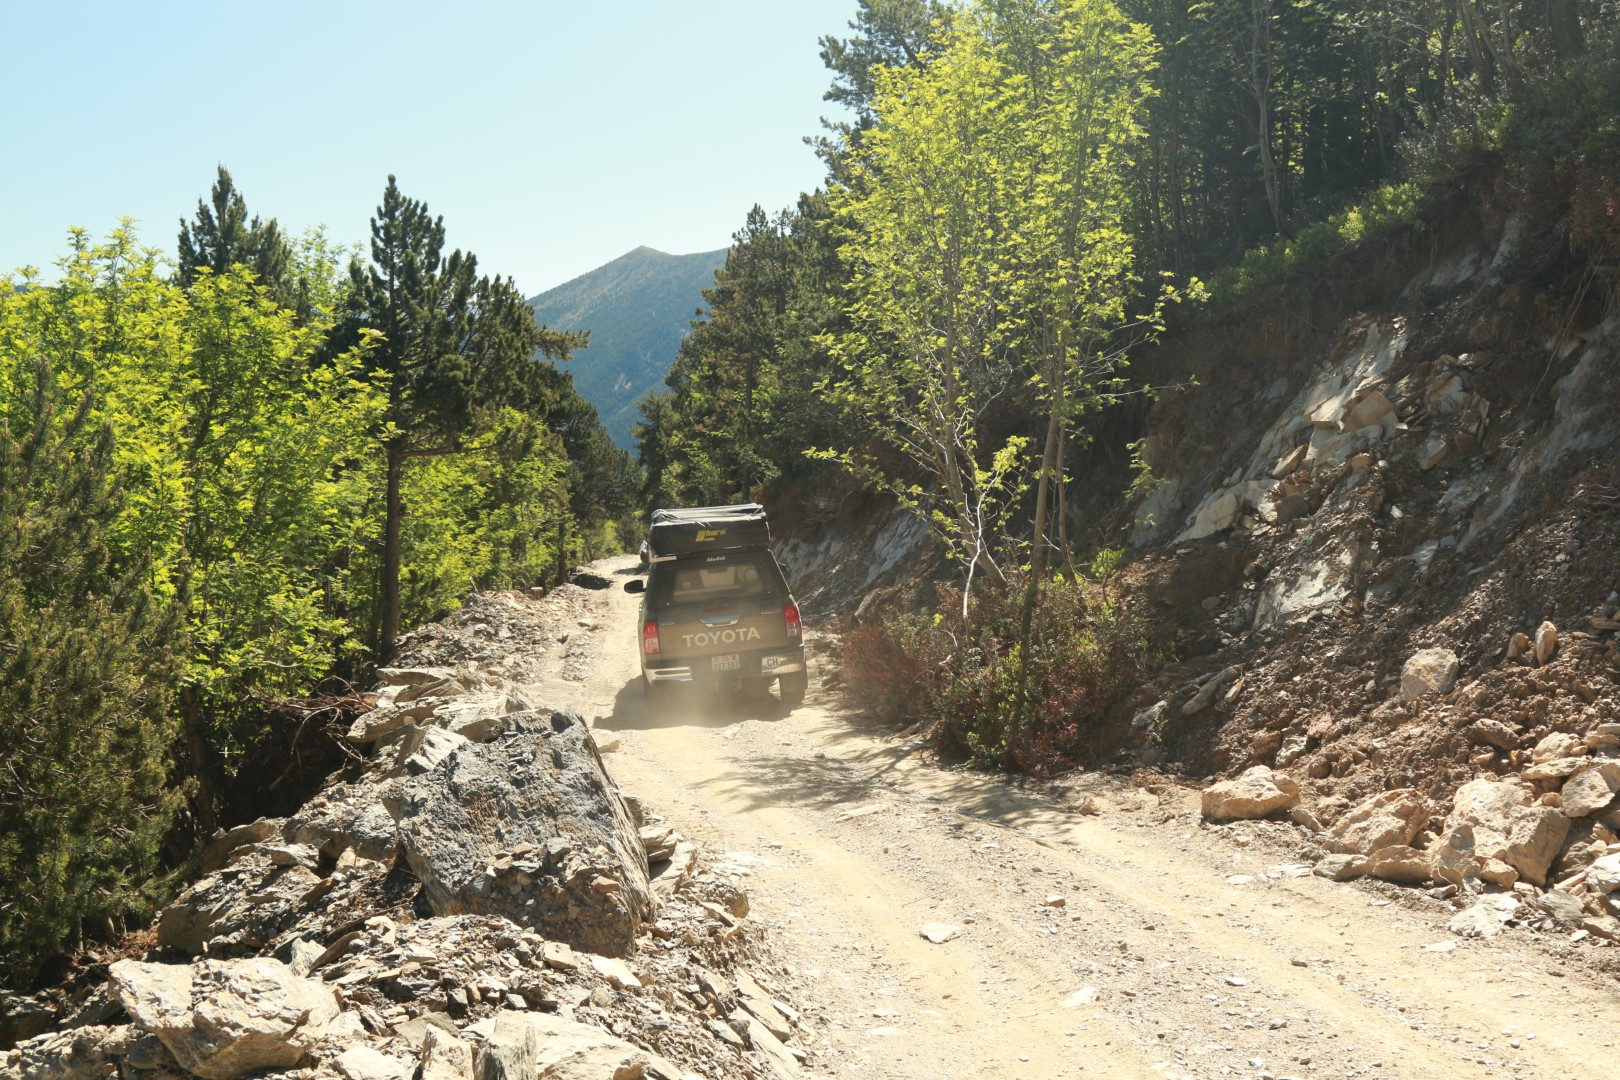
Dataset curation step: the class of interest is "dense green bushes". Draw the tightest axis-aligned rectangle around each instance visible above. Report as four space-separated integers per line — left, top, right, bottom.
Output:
0 175 630 989
0 362 185 980
841 575 1160 774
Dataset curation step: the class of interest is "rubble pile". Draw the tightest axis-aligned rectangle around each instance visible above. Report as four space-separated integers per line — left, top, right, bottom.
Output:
1199 707 1620 950
3 588 815 1080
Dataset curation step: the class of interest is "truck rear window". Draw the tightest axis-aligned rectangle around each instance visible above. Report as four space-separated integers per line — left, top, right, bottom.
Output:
655 552 781 605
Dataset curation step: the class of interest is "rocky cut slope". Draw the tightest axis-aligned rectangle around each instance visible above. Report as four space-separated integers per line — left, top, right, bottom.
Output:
1112 178 1620 943
3 588 812 1080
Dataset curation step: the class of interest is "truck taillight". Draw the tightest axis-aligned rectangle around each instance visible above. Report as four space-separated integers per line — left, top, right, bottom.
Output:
784 603 802 640
642 620 661 655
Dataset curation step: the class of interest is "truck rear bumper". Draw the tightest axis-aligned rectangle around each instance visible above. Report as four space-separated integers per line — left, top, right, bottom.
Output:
645 645 805 683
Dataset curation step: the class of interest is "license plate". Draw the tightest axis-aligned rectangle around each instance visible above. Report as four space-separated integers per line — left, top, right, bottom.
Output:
711 653 740 672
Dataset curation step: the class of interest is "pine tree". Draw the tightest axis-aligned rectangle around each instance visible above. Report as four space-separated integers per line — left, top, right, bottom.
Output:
343 177 582 655
177 165 293 301
0 361 184 990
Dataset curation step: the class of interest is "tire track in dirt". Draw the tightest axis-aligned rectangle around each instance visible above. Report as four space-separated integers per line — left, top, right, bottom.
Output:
542 556 1617 1079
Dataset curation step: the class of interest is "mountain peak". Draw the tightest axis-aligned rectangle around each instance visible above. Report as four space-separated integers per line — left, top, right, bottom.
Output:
528 247 728 449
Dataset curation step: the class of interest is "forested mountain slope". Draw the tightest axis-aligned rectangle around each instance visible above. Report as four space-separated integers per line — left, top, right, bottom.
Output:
527 246 726 448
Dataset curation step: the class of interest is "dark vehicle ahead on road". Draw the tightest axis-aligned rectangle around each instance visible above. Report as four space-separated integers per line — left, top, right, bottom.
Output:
624 504 807 707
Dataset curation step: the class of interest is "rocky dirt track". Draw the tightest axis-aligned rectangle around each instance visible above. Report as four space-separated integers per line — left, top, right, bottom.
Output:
545 555 1615 1080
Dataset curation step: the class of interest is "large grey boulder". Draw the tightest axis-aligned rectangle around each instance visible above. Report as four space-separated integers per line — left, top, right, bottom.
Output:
108 958 338 1080
387 711 653 957
1451 778 1571 887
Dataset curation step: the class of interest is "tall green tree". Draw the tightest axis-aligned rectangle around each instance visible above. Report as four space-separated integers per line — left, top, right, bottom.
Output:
0 360 184 990
824 0 1164 602
640 195 844 509
177 166 293 301
343 177 583 656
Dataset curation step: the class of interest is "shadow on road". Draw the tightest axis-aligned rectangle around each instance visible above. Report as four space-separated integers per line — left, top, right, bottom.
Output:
596 676 793 733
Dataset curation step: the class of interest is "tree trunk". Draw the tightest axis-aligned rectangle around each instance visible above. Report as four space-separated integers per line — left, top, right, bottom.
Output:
380 437 405 660
555 518 569 587
180 684 217 839
1249 0 1283 236
1547 0 1583 61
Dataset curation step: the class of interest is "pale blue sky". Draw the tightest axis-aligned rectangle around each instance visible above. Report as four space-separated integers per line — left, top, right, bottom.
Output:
1 1 855 295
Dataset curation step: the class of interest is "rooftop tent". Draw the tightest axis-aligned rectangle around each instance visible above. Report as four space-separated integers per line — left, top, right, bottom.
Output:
647 504 771 559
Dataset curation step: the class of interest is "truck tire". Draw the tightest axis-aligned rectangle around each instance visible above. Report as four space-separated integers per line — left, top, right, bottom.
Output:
779 670 808 708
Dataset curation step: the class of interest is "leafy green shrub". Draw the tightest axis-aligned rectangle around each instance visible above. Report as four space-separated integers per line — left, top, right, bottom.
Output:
1211 183 1425 306
841 574 1161 774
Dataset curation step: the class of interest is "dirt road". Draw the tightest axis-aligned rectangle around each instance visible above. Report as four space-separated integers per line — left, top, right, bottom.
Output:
534 558 1616 1079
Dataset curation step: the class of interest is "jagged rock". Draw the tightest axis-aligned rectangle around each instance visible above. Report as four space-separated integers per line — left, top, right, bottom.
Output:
639 823 677 863
1312 853 1368 881
1466 719 1522 751
433 693 530 743
1477 857 1519 887
1270 443 1307 479
1451 778 1571 887
1522 757 1590 781
1505 632 1531 662
1367 845 1431 884
1531 731 1586 763
1449 896 1519 939
200 819 285 873
421 1026 475 1080
387 714 653 957
650 841 698 900
473 1011 535 1080
1420 435 1451 470
156 853 324 956
731 1010 799 1078
1587 724 1620 751
0 1025 149 1080
0 991 55 1047
1529 890 1585 926
108 957 339 1080
469 1012 649 1080
288 788 400 863
397 726 471 776
1428 825 1477 887
1589 852 1620 895
1200 766 1301 822
347 701 440 743
1181 490 1242 541
1183 665 1242 717
378 666 462 689
1341 388 1395 432
1323 789 1427 855
1535 621 1559 665
1400 648 1459 702
335 1045 413 1080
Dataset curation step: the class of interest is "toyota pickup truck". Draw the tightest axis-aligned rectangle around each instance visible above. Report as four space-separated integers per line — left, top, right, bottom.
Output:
624 504 807 707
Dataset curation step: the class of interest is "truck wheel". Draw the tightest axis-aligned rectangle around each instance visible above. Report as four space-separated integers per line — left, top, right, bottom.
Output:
779 670 808 708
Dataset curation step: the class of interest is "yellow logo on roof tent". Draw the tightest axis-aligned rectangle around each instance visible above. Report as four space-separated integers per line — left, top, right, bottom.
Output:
696 529 726 543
